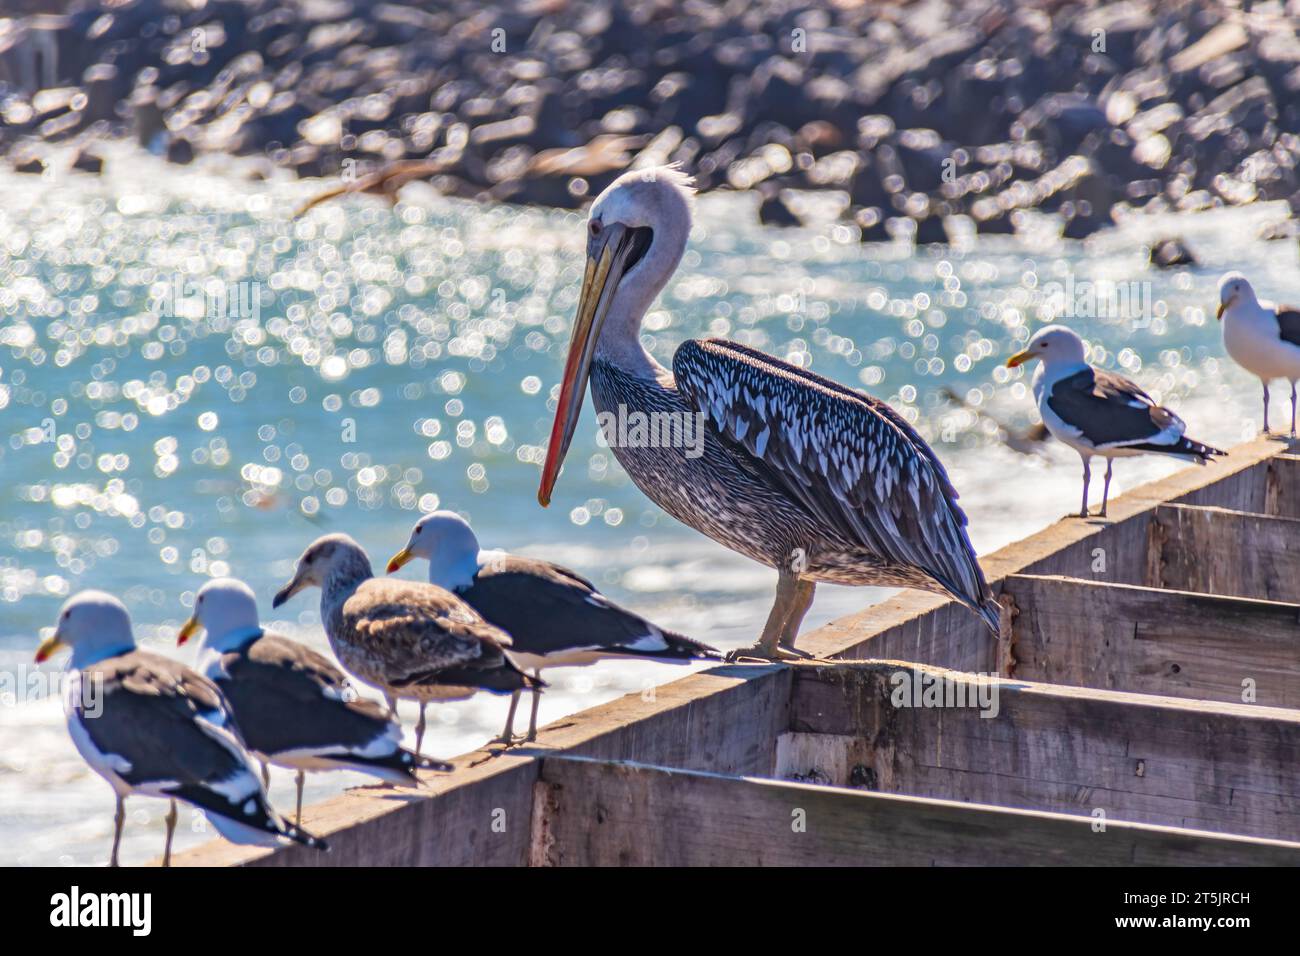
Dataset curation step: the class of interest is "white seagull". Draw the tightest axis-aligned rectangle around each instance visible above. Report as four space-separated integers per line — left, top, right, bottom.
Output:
178 578 453 824
35 591 326 866
1007 325 1224 517
1217 272 1300 436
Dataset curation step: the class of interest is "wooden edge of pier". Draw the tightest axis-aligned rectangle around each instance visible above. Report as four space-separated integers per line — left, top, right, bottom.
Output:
169 434 1300 866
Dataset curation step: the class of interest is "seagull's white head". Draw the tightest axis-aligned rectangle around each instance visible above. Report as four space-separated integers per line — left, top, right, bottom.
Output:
1217 271 1256 319
386 510 481 590
272 533 372 608
1006 325 1088 371
539 165 696 508
180 577 261 648
36 590 135 667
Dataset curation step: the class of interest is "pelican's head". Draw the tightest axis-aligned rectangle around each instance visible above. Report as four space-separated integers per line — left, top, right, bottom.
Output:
1217 272 1255 319
36 590 135 667
387 511 481 589
539 166 696 507
1006 325 1087 370
272 533 371 608
180 577 260 647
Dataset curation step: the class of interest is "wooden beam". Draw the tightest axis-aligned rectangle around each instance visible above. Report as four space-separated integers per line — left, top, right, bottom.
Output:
1265 454 1300 518
532 755 1300 865
787 661 1300 843
168 664 791 866
1001 573 1300 707
169 437 1294 866
1149 503 1300 603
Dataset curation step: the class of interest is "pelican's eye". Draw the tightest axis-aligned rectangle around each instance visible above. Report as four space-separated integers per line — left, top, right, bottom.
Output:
589 220 602 238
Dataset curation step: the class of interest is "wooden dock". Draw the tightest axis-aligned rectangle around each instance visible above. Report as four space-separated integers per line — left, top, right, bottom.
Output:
173 435 1300 866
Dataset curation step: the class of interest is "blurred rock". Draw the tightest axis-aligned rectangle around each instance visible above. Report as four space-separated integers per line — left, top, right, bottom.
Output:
71 148 103 174
0 0 1292 237
1148 237 1197 268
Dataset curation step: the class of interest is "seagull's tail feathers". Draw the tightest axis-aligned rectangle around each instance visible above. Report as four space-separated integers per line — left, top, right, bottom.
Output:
333 747 454 785
169 783 329 851
1130 436 1226 464
281 820 330 852
400 658 546 696
606 627 722 662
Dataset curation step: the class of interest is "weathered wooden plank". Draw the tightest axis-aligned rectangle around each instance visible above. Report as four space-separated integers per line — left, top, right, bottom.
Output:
1150 503 1300 603
168 665 792 866
533 755 1300 866
787 661 1300 842
1265 454 1300 518
1002 573 1300 707
174 437 1294 866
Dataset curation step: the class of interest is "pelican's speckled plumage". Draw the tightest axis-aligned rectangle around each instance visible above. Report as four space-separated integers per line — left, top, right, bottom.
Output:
540 167 999 657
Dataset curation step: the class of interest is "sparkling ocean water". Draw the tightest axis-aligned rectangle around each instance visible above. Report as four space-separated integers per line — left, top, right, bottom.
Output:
1 144 1296 865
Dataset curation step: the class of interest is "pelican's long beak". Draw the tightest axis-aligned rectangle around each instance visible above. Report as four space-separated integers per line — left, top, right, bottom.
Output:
272 570 306 609
1216 302 1226 321
177 615 201 647
386 546 415 574
1006 349 1034 368
539 222 643 507
34 635 64 663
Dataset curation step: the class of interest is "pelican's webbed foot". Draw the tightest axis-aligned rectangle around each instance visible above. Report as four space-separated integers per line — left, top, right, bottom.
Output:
724 642 808 663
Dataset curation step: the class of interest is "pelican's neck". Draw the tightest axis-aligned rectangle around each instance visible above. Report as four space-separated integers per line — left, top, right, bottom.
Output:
593 221 689 382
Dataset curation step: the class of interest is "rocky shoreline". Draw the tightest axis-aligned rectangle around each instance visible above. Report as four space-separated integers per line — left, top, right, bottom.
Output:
1 0 1297 242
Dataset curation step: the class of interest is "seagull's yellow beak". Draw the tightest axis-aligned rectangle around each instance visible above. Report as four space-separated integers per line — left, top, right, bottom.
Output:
1006 349 1034 368
177 615 201 647
1216 302 1226 321
386 547 415 574
34 636 64 663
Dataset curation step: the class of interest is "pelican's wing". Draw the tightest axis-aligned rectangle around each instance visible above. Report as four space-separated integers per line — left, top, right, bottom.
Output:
1045 367 1183 449
673 338 992 611
343 578 528 691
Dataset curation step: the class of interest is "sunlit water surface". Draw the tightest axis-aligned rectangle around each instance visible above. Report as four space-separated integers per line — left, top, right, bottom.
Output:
1 144 1296 864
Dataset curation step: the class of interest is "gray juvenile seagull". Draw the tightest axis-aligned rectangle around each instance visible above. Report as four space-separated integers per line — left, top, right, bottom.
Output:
36 591 326 866
1007 325 1224 517
387 510 720 742
179 577 453 824
1217 272 1300 436
538 166 1000 659
272 533 541 754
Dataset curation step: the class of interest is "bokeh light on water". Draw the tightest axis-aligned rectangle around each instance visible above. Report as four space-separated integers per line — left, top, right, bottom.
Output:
1 147 1296 863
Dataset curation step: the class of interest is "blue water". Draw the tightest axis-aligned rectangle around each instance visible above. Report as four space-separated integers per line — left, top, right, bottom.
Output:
1 144 1296 864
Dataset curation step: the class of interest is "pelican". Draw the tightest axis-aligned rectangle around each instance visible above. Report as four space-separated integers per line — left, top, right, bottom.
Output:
537 167 1000 659
1007 325 1225 517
